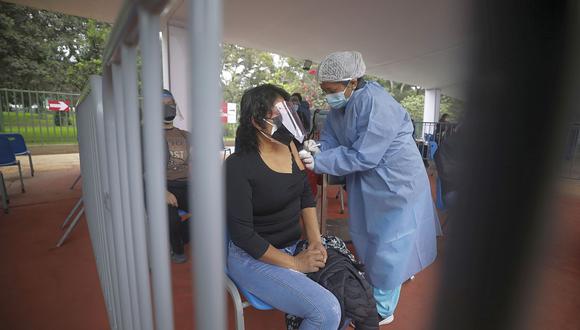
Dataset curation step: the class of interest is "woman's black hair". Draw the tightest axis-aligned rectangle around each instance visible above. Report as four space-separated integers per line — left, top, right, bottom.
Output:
290 93 303 102
235 84 290 154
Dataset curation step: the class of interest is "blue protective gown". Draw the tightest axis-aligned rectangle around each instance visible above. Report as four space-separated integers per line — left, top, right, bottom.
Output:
314 81 440 290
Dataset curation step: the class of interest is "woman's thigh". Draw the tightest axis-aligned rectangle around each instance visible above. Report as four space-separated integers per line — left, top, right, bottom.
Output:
227 243 340 322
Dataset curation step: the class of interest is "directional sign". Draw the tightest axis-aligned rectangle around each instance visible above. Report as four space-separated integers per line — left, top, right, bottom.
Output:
220 102 237 124
48 100 70 112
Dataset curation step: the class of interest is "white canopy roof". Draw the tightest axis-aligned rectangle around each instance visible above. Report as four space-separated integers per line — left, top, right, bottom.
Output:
7 0 473 98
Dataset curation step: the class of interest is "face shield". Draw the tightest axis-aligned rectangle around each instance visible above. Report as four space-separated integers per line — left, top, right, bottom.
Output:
262 101 307 145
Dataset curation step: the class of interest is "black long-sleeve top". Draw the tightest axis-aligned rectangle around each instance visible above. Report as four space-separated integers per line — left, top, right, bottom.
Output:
226 150 317 259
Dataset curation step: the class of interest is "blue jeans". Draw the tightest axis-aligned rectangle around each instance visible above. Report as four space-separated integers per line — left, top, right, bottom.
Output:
227 242 342 330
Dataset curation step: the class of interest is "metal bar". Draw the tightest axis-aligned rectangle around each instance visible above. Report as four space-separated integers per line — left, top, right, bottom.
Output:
18 91 23 135
189 0 226 329
61 197 83 229
28 91 36 144
0 88 79 95
35 92 43 145
103 2 138 65
52 93 57 144
70 174 82 190
0 173 8 213
111 63 143 330
0 90 5 132
12 91 18 134
570 126 579 178
137 0 169 13
76 76 118 329
6 90 12 132
320 174 328 235
103 0 168 67
139 8 175 330
121 44 155 330
56 207 85 247
102 67 135 330
91 75 123 329
433 1 576 329
0 91 3 132
225 276 246 330
59 93 64 143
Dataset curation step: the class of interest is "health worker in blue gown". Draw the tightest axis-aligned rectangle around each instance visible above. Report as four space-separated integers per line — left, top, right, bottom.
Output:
299 51 441 325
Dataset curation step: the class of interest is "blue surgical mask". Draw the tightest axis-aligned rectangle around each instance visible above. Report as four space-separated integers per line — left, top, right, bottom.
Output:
325 81 353 109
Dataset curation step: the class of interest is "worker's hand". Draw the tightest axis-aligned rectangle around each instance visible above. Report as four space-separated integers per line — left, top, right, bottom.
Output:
303 140 321 155
299 150 315 171
293 249 325 273
308 240 327 263
166 191 178 207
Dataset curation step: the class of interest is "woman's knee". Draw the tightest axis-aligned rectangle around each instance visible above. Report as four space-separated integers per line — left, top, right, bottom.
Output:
306 291 341 329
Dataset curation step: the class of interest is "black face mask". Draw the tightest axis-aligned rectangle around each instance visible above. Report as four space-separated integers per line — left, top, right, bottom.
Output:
164 103 177 122
262 119 295 146
271 125 295 145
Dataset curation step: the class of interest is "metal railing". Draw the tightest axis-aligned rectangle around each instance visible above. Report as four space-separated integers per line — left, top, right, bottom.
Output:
75 1 224 330
413 121 458 161
563 123 580 179
0 88 80 145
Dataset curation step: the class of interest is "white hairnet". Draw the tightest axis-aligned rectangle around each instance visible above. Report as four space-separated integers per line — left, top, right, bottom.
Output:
317 51 366 82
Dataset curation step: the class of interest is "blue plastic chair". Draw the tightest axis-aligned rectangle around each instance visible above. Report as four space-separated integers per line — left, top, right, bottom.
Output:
0 137 25 193
224 233 273 330
0 133 34 176
428 141 438 160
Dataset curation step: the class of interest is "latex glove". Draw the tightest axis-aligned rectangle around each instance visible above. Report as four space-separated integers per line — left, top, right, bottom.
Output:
303 140 321 155
299 150 315 171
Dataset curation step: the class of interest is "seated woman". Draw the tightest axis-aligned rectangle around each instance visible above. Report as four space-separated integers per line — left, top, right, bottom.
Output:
226 84 341 330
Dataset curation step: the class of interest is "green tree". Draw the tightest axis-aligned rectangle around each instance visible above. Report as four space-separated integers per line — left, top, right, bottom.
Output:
221 44 277 104
400 93 426 121
0 2 111 92
373 77 421 103
221 45 326 108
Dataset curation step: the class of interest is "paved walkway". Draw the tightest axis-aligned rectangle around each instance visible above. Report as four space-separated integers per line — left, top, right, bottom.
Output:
0 154 578 329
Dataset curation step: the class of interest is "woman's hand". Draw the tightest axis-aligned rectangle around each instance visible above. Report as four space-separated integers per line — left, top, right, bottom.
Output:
166 191 178 207
308 240 327 263
293 249 326 273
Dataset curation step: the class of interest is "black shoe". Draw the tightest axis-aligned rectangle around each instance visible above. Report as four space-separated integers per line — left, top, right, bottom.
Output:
171 252 187 264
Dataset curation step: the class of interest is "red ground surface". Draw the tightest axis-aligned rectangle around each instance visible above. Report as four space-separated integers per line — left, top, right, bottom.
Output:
0 161 578 330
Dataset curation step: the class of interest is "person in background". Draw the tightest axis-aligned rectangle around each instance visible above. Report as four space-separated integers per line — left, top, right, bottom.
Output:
435 113 451 143
299 51 440 325
290 93 312 133
162 89 191 264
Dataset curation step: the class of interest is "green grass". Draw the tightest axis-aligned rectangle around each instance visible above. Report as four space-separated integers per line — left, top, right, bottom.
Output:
0 111 78 144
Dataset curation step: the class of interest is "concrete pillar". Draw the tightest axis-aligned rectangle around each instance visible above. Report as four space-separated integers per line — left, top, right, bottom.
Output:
423 88 441 123
423 88 441 137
